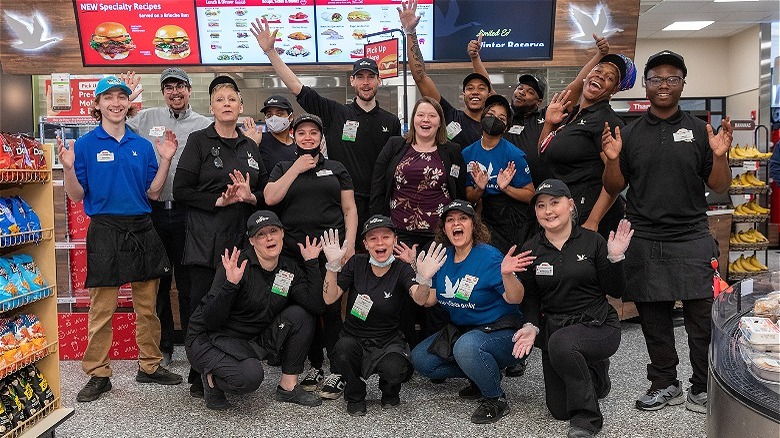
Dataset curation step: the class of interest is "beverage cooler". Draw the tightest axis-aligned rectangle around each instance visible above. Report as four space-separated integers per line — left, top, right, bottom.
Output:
708 275 780 436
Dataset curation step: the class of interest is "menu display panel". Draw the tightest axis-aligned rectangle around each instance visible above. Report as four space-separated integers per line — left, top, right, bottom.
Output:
74 0 201 66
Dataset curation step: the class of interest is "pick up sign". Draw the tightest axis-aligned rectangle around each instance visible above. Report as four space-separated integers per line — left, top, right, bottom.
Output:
364 38 398 79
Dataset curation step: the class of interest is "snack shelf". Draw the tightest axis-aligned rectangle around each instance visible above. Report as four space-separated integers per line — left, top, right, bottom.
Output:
1 397 73 438
0 171 50 186
0 342 57 381
731 214 770 223
0 287 54 314
0 229 53 251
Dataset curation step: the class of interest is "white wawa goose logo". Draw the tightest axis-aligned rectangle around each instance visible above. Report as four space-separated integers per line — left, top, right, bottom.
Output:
4 11 61 51
569 4 622 43
442 276 460 299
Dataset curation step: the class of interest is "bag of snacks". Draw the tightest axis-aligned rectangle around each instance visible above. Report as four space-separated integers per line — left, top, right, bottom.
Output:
0 394 13 435
0 259 29 300
19 135 45 171
8 374 40 418
0 199 20 247
23 365 53 406
12 255 47 295
0 380 26 426
0 325 20 364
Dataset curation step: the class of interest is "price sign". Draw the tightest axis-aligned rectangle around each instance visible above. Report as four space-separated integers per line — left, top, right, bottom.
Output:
742 161 758 172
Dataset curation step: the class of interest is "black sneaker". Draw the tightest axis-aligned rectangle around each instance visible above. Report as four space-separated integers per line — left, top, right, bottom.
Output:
567 426 596 438
381 394 400 409
76 376 112 402
275 385 322 407
320 373 345 400
300 368 324 392
505 360 526 378
135 366 183 385
458 380 481 400
202 374 230 411
347 400 367 416
190 380 204 398
470 396 510 424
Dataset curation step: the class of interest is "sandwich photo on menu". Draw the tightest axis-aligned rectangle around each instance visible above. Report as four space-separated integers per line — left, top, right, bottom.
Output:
379 53 398 76
153 25 191 60
90 22 135 60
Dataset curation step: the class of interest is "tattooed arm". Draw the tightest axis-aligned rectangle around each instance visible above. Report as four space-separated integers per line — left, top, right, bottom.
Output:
399 0 440 100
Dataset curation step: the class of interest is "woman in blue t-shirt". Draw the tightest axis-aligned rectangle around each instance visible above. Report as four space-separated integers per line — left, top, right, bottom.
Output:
410 199 534 424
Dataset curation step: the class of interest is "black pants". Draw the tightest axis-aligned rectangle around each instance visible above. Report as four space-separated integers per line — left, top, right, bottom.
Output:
332 335 409 403
542 322 621 433
188 264 217 384
634 299 712 394
307 255 342 372
151 202 190 354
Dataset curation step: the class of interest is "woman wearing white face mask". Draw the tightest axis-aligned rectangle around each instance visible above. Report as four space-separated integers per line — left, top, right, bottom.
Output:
257 95 296 173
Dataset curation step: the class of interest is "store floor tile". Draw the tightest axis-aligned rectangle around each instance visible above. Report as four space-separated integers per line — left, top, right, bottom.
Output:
56 322 706 438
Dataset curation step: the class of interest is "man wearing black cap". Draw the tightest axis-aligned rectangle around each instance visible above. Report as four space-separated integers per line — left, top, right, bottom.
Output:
602 50 733 415
252 18 401 237
399 2 488 149
258 95 296 174
185 210 325 410
124 68 211 366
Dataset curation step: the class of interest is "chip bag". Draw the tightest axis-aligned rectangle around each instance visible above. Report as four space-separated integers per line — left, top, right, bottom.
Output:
9 316 32 357
0 325 20 364
0 199 20 247
13 255 47 297
23 365 53 406
0 392 13 435
0 381 26 426
0 258 30 300
19 135 45 171
8 374 40 419
22 314 45 350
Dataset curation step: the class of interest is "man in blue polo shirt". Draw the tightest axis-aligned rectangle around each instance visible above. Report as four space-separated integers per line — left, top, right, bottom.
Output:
58 76 184 403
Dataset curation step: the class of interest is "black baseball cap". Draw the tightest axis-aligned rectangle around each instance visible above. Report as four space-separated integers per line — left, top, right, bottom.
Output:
261 95 293 114
362 214 395 236
530 179 572 205
462 73 491 91
246 210 284 236
441 199 476 219
517 74 546 99
644 50 687 78
160 67 191 86
292 113 324 131
484 94 513 121
352 58 379 76
209 75 240 95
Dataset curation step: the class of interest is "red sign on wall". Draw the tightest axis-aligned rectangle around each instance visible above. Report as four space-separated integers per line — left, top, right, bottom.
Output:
364 38 398 79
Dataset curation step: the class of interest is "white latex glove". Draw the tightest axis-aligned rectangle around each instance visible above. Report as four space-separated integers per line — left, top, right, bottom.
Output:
322 228 347 271
415 242 446 285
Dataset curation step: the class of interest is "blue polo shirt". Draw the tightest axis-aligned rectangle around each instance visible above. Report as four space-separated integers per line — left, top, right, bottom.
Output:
74 124 158 216
463 137 532 195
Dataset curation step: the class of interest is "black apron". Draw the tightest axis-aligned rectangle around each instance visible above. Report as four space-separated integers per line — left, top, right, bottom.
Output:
85 215 171 288
482 194 532 253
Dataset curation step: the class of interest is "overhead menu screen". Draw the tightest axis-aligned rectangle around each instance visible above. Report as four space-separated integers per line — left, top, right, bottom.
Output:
73 0 553 66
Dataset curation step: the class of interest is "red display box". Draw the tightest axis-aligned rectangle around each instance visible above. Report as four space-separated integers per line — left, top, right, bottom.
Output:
58 312 138 360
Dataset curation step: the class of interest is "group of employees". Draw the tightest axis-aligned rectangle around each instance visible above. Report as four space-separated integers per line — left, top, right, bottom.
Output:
55 1 735 436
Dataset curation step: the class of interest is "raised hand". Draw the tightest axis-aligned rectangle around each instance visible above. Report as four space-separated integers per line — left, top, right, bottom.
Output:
393 241 418 266
415 242 447 281
217 183 240 207
593 33 609 55
601 122 622 161
242 116 262 144
119 71 143 102
545 90 572 125
501 246 535 275
298 235 322 261
708 116 733 158
251 18 279 54
497 161 516 191
469 162 488 190
322 228 347 271
221 247 247 285
156 130 178 161
512 325 537 358
467 34 483 59
228 170 253 203
397 0 421 34
56 136 75 171
607 219 634 260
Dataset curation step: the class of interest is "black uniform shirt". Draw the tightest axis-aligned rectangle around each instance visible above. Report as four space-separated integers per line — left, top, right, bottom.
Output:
518 226 625 326
296 86 401 196
619 109 713 241
540 100 624 220
338 255 417 341
258 134 296 178
439 97 482 149
269 154 353 254
505 105 552 186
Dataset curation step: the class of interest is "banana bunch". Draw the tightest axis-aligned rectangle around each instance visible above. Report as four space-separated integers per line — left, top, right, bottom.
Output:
730 144 772 160
729 254 768 273
729 228 769 245
731 171 766 187
733 200 771 216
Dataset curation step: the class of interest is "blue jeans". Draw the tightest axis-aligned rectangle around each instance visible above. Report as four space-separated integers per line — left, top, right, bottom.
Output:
411 328 521 399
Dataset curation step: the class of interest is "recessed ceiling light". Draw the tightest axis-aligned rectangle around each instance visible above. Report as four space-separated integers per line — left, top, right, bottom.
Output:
663 21 714 31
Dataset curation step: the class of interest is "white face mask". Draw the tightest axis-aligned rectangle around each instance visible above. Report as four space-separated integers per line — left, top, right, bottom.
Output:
265 115 291 133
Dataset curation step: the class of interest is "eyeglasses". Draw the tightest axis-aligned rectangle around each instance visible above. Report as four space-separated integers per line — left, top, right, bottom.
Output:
163 83 188 93
211 146 223 169
644 76 684 87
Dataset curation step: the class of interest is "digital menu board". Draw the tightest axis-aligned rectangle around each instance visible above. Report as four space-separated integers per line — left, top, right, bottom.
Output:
73 0 552 66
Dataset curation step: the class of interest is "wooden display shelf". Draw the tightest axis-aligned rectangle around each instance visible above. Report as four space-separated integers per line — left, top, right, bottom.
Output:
0 286 54 314
3 397 73 438
0 341 57 380
0 170 49 186
0 229 53 252
731 214 769 223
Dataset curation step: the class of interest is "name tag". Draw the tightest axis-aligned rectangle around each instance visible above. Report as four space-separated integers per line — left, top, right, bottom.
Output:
316 169 334 177
672 128 694 143
350 294 373 321
271 270 294 297
454 274 479 301
149 126 166 137
536 262 553 276
508 125 524 135
446 121 462 140
96 150 114 162
248 157 259 170
341 120 359 142
450 164 460 178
